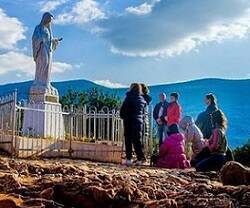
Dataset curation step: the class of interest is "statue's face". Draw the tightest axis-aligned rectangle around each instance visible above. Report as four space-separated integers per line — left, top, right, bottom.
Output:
44 17 52 27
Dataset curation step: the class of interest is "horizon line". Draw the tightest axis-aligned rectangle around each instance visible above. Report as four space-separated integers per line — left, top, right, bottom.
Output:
0 77 250 89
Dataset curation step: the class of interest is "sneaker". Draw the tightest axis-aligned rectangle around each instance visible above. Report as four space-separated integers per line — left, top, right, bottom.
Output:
123 159 132 167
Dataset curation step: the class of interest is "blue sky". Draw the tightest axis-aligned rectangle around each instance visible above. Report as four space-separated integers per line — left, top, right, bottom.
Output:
0 0 250 87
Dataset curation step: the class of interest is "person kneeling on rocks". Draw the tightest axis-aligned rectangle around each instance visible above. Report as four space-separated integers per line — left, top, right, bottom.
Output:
179 116 205 166
156 124 190 169
120 83 146 166
195 110 228 172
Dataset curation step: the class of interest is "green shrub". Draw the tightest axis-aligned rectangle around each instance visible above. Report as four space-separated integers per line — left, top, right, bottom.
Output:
60 88 122 110
233 140 250 167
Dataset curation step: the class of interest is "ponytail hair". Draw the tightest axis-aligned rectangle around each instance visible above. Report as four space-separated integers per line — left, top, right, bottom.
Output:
206 93 217 105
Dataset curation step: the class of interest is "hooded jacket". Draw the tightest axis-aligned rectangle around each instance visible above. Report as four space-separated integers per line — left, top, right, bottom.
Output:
120 90 146 124
156 133 190 169
180 116 205 159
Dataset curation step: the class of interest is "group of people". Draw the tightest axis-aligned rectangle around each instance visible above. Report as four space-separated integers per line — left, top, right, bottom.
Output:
120 83 230 171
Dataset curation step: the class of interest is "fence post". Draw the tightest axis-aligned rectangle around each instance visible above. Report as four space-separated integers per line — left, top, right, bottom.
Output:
111 110 115 143
149 106 154 156
69 105 74 158
11 89 17 157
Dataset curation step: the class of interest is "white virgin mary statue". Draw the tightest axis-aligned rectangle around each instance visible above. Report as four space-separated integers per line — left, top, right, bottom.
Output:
31 12 60 96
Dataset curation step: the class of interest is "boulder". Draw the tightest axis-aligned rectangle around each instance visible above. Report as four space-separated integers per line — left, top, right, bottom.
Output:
220 161 250 186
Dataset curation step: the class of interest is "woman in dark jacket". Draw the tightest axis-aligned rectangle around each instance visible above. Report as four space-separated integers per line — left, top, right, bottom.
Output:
196 93 218 139
120 83 146 166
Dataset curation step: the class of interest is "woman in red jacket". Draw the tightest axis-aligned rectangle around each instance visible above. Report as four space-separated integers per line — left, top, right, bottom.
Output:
165 92 182 127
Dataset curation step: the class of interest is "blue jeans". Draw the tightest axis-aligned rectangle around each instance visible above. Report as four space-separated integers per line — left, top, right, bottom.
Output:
196 154 226 172
158 125 167 147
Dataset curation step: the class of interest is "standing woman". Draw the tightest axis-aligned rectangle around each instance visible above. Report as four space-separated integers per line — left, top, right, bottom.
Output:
141 84 152 150
196 93 218 139
165 92 182 128
120 83 146 166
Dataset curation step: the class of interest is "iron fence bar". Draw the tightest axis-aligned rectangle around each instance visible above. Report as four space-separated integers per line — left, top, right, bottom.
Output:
11 90 17 156
1 91 153 160
16 105 70 115
69 105 74 158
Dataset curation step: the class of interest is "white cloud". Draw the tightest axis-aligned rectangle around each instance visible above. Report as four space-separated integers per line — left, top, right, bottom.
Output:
40 0 68 12
0 51 33 75
0 51 73 76
55 0 105 25
125 1 160 16
99 0 250 57
53 61 73 73
0 8 26 49
126 3 153 16
94 80 126 88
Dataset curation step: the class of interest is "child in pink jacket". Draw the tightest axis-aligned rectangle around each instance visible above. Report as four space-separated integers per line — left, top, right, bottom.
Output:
156 124 190 169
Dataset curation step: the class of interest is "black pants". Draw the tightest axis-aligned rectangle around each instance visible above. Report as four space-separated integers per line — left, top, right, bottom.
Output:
196 154 227 172
192 147 234 167
193 147 211 165
124 122 145 161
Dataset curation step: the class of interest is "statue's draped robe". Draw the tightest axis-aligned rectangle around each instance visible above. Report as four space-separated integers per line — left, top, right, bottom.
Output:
32 14 57 95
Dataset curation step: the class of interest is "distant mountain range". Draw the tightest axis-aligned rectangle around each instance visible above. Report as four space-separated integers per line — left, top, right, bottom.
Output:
1 78 249 148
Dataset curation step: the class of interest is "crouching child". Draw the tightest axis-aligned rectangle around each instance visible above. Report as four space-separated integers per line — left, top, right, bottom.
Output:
156 124 190 169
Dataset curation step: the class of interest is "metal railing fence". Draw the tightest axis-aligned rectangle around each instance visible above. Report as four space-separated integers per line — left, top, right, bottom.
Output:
0 91 153 161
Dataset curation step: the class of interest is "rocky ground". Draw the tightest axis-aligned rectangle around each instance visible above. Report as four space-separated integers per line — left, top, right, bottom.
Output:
0 156 249 208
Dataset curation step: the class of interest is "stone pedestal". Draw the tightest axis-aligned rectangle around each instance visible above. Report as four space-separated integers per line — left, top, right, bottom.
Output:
22 85 65 139
29 84 60 103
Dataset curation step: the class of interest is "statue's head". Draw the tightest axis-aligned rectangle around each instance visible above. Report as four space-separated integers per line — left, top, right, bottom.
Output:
40 12 53 27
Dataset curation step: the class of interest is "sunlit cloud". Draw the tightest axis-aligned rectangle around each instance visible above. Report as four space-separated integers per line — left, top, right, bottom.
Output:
0 51 73 76
39 0 68 12
99 0 250 57
55 0 106 25
94 80 126 88
0 8 26 49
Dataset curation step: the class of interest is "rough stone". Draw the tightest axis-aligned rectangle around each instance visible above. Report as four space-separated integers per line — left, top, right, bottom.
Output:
0 157 249 207
220 161 250 186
